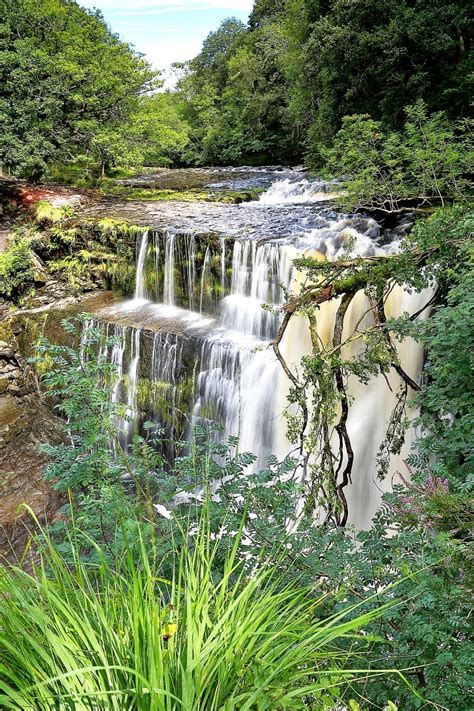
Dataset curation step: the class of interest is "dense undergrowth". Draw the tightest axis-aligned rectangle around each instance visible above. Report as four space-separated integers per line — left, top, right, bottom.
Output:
0 239 35 303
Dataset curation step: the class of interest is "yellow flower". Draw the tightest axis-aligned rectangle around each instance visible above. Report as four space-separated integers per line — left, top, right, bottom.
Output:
162 623 177 641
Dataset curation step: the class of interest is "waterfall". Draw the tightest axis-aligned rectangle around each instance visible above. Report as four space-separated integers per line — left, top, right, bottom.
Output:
192 333 280 465
86 171 428 527
274 271 432 528
221 241 294 338
164 232 176 305
151 331 180 389
110 325 129 448
220 238 226 291
135 230 149 300
153 236 160 300
186 235 196 311
110 325 126 407
125 328 141 439
200 246 210 314
140 231 223 313
259 178 339 204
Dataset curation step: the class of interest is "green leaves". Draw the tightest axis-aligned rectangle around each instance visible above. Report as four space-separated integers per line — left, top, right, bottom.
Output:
410 266 474 494
323 102 472 212
0 512 396 710
1 0 157 178
0 238 35 303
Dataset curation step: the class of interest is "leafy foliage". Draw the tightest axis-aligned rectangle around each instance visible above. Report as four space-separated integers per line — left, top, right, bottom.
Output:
0 511 401 710
35 200 74 226
90 93 190 175
0 238 35 302
408 268 474 495
174 0 472 167
177 11 295 165
283 0 472 153
30 268 473 707
1 0 156 179
323 102 472 211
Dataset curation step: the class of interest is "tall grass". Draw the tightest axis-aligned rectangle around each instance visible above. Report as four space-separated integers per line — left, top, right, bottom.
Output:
0 515 392 710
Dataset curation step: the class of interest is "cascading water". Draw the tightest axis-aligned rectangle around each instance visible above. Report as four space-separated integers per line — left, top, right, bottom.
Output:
221 240 294 338
86 169 428 527
126 328 141 434
163 232 176 305
135 231 149 300
258 177 340 204
199 246 211 314
110 325 129 447
220 237 226 291
187 235 196 311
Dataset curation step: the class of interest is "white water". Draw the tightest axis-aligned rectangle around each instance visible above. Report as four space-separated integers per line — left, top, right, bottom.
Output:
192 331 281 466
199 246 211 314
187 235 196 311
88 171 427 527
220 240 294 338
164 232 176 305
134 231 149 299
125 328 141 439
276 278 432 528
259 177 339 204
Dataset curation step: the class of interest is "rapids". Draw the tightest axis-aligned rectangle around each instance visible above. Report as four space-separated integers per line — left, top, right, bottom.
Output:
85 167 427 528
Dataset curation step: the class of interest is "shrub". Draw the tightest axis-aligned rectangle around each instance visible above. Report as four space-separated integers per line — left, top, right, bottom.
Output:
0 239 35 303
35 200 74 226
323 101 472 212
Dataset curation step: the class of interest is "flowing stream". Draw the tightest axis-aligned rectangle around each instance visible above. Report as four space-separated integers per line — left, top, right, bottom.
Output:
86 168 429 527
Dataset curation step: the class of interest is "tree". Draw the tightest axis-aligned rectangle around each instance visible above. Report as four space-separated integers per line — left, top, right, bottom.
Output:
91 93 190 174
283 0 472 156
322 102 473 212
0 0 156 178
177 12 295 165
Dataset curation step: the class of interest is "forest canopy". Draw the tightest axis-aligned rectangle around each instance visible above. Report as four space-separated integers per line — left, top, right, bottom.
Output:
0 0 158 178
175 0 472 166
2 0 471 177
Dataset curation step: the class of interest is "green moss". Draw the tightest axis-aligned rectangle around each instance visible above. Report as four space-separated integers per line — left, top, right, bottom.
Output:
99 184 263 204
95 219 144 240
0 319 14 342
40 218 146 294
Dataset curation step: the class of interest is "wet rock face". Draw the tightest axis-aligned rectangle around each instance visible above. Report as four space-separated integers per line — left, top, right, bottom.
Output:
0 310 64 563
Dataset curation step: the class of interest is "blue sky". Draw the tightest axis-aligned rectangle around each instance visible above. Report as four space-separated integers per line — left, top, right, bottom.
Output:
80 1 252 78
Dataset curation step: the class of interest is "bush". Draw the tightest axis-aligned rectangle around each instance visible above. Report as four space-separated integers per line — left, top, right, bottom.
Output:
35 200 74 226
0 239 35 303
323 101 472 212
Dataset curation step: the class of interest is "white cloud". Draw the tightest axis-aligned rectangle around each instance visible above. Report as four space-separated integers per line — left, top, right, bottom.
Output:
141 38 205 67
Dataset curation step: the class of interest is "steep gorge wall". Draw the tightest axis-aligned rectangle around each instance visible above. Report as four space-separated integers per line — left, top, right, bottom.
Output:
0 181 142 560
0 310 64 562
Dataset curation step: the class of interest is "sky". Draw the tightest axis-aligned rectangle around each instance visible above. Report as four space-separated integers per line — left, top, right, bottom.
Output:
80 1 253 80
